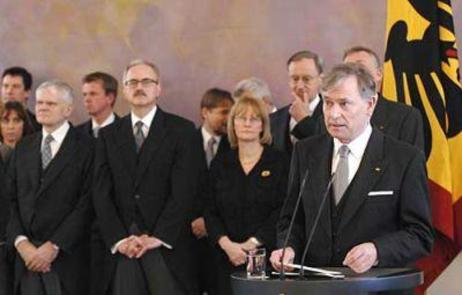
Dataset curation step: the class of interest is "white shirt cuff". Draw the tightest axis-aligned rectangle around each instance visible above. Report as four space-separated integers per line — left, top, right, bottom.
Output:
14 236 28 248
111 238 128 254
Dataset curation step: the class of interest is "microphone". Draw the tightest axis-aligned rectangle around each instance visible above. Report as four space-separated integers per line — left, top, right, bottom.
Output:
279 168 309 280
298 171 336 277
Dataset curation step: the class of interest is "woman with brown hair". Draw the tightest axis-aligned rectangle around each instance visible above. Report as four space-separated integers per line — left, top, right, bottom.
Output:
0 101 34 163
205 96 289 295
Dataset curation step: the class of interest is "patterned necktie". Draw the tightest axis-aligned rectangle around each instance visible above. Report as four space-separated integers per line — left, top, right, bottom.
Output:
205 137 217 167
333 145 350 205
134 121 145 152
41 134 54 170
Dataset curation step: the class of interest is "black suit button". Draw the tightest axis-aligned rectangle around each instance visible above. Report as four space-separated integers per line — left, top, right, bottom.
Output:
134 194 140 200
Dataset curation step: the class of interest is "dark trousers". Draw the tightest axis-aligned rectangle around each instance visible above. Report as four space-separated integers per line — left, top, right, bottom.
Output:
19 270 65 295
111 249 185 295
0 246 12 295
194 238 218 295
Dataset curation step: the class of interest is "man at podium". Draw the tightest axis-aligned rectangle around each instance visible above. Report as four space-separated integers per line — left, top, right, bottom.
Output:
270 63 433 275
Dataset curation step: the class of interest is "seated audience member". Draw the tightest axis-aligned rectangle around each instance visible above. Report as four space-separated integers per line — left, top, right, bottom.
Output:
205 96 289 295
0 101 34 163
1 67 40 131
233 77 277 114
191 88 234 295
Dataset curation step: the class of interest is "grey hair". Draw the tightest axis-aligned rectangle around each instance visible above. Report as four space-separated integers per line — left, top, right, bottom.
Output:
36 80 74 104
233 77 273 103
123 59 160 82
321 63 376 100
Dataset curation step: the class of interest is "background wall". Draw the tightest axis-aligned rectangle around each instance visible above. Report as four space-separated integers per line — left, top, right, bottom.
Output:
1 0 461 125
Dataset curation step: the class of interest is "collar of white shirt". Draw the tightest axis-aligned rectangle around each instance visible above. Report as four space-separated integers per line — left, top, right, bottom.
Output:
201 126 222 151
92 112 115 130
41 121 70 156
131 106 157 134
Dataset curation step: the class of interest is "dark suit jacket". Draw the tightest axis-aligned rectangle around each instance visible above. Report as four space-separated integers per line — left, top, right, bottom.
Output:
191 128 231 220
25 109 41 133
371 95 425 152
0 160 7 242
76 114 120 138
93 108 200 294
6 127 94 295
278 129 433 267
270 102 323 156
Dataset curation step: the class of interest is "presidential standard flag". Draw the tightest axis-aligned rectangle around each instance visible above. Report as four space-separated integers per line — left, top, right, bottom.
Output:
383 0 462 292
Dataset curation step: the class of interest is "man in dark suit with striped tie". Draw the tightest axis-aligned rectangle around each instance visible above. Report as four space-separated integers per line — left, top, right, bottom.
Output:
93 60 200 295
6 80 94 295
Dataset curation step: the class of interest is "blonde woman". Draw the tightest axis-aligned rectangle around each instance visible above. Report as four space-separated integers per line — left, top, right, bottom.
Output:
205 96 289 295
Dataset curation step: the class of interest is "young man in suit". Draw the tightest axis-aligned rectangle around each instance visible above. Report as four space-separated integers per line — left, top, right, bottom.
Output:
191 88 234 295
271 64 433 293
270 50 325 156
76 72 120 295
77 72 119 138
1 67 41 131
6 80 94 295
93 60 200 295
343 46 425 152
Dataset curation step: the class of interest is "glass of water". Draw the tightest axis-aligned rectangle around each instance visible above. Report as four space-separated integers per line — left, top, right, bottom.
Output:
246 248 266 279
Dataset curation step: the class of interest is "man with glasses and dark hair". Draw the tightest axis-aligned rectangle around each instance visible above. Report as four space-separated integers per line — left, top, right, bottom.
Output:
1 67 40 131
93 59 200 295
77 72 120 138
270 50 325 156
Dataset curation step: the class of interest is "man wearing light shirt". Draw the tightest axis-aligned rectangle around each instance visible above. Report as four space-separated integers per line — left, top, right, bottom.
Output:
271 64 433 294
270 50 325 156
77 72 120 138
93 60 199 295
6 80 94 295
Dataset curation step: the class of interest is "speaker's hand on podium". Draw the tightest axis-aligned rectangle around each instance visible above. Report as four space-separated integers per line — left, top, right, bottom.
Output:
343 242 377 273
270 247 295 272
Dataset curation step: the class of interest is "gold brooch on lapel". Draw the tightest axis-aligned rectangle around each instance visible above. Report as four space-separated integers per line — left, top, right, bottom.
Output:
261 170 271 177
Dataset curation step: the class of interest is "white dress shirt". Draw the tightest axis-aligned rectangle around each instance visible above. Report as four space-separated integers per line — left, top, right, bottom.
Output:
331 124 373 183
201 126 222 154
92 112 116 132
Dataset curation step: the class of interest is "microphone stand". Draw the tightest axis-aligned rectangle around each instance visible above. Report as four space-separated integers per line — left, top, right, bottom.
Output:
279 168 309 280
299 172 336 278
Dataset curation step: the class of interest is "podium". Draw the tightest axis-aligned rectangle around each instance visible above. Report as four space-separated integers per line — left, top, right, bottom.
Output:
231 268 422 295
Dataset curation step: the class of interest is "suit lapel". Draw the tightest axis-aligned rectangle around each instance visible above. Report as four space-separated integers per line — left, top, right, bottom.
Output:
337 129 388 232
307 136 333 238
114 116 137 181
36 128 78 197
134 109 167 189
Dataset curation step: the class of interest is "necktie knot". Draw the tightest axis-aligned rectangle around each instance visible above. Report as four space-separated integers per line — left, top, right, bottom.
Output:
44 134 54 145
339 145 349 158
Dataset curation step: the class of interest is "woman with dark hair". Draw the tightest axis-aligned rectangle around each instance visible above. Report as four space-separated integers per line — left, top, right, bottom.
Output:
205 96 289 295
0 101 33 163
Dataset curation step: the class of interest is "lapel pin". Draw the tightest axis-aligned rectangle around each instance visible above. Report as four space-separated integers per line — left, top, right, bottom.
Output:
261 170 271 177
375 167 381 172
